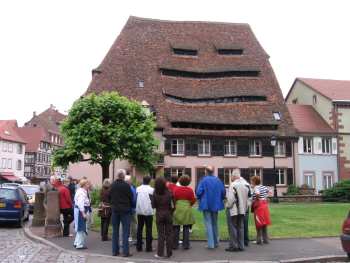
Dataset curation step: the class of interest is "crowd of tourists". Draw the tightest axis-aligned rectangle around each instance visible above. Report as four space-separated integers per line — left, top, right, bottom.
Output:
46 165 271 259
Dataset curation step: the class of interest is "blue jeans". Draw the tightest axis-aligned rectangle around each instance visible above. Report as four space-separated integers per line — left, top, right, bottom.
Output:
203 211 219 248
112 211 131 255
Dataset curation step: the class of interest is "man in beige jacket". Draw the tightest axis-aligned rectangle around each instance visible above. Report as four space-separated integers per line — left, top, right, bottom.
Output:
225 169 250 252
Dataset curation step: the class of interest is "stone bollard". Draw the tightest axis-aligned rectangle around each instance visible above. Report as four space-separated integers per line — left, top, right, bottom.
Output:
44 191 62 238
32 191 45 226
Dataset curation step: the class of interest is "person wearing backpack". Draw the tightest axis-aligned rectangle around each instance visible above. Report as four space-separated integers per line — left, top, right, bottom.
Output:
225 169 250 252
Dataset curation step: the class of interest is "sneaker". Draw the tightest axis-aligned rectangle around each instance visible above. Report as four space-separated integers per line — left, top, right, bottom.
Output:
154 254 165 259
225 247 239 252
122 253 132 257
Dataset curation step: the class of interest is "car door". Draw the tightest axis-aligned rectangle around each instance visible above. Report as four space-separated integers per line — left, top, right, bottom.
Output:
18 188 29 220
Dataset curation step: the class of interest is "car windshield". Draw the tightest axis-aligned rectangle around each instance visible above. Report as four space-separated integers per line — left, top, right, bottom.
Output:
0 189 17 200
20 186 40 195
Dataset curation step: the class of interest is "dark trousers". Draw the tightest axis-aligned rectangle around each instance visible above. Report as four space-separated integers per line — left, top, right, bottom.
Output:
112 211 131 256
232 214 245 250
173 225 191 249
156 215 172 257
61 208 73 236
244 211 249 246
101 216 111 241
136 215 153 251
256 226 269 244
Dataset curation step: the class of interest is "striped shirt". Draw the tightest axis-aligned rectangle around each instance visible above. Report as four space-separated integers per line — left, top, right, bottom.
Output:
252 185 269 201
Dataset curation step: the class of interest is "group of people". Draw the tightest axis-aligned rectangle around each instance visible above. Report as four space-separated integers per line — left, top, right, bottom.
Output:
44 165 271 258
97 166 271 258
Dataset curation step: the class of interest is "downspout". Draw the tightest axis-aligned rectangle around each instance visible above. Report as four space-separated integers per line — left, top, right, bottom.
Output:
112 159 115 182
334 102 340 182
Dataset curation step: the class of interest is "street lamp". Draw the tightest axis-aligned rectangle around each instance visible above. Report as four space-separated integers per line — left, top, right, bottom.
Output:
270 136 279 203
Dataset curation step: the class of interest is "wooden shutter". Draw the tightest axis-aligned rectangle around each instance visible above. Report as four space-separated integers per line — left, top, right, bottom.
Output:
331 137 337 155
218 168 224 184
237 139 249 156
298 137 304 154
212 138 224 156
165 138 171 155
287 168 294 185
185 168 192 178
286 141 292 157
241 168 250 182
185 138 192 156
262 139 273 157
314 137 322 154
262 168 275 186
164 168 171 181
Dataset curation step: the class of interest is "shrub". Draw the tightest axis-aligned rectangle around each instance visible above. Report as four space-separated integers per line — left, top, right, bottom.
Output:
90 187 101 207
322 180 350 202
286 184 300 195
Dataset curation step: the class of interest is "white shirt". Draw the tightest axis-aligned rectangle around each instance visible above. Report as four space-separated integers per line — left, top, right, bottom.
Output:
74 187 90 212
136 184 154 216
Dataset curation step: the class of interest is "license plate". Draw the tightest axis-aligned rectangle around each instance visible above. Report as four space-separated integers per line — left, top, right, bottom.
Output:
0 203 5 208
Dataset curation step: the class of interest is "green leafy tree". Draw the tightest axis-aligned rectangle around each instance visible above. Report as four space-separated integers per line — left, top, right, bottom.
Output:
53 92 158 183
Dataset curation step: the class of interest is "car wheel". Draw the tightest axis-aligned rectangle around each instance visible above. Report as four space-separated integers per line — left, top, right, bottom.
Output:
348 252 350 259
16 218 23 228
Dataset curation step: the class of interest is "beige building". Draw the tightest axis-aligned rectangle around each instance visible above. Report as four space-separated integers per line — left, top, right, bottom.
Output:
286 78 350 180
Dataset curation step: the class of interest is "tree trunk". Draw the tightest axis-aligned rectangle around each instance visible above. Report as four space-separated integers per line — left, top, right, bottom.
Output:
101 162 110 184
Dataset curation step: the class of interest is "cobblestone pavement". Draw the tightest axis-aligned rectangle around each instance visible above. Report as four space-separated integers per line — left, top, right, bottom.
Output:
0 228 85 263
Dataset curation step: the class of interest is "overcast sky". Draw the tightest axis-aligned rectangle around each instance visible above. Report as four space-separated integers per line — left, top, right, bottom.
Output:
1 0 349 125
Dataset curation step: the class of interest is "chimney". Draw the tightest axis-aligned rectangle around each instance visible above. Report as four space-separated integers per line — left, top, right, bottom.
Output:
50 104 55 110
33 111 36 117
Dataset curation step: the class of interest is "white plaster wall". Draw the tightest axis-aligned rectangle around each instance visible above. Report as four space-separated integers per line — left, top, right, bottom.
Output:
0 140 25 178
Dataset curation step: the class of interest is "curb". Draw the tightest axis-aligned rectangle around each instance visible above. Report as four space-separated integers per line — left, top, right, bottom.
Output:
23 224 348 263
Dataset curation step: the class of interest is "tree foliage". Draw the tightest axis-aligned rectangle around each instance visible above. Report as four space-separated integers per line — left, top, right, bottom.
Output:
53 92 158 181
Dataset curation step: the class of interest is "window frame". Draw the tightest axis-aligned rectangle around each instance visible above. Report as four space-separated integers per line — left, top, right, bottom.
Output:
276 168 287 186
16 160 22 171
224 140 237 156
275 141 286 157
321 137 332 154
198 139 211 156
322 172 334 189
8 143 13 153
170 167 186 178
7 159 12 169
249 167 262 177
249 140 262 157
223 167 238 187
171 139 185 156
303 137 313 154
1 158 6 168
303 171 315 188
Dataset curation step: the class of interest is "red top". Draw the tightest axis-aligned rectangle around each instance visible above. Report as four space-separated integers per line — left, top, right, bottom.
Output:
173 186 196 206
54 181 73 209
167 182 178 194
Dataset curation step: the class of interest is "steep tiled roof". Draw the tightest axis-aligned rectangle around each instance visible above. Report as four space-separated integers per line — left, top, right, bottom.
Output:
298 78 350 101
287 104 335 134
0 120 26 144
17 127 50 152
86 16 296 138
25 106 66 134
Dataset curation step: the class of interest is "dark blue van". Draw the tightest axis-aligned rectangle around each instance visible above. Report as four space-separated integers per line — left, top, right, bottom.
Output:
0 185 29 227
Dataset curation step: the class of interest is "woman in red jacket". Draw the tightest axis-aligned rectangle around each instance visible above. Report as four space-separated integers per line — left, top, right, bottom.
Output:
54 178 73 237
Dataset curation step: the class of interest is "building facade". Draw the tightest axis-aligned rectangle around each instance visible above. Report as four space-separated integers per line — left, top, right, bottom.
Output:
286 78 350 180
0 120 26 182
287 105 338 192
17 127 52 180
74 16 297 192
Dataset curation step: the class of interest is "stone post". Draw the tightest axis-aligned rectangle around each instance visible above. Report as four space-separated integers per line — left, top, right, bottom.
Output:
44 191 62 237
32 191 45 226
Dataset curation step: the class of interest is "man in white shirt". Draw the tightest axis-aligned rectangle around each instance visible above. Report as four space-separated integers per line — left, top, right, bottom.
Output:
136 175 154 252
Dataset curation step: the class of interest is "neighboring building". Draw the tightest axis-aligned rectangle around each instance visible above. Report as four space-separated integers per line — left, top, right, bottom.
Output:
24 104 65 149
287 105 338 192
286 78 350 180
0 120 26 183
73 16 297 192
17 127 52 180
22 104 66 178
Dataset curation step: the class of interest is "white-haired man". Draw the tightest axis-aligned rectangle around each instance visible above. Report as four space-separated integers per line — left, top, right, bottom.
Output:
225 169 250 252
109 169 133 257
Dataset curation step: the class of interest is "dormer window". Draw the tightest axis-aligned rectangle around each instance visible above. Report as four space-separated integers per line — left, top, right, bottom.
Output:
217 49 243 55
173 48 198 56
273 112 281 121
137 80 144 88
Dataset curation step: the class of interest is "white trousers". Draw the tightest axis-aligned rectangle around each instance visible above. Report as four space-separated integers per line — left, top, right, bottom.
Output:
74 231 87 248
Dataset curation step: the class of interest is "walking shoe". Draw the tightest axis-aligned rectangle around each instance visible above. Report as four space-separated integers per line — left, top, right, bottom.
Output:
263 240 270 244
122 253 132 257
225 247 239 252
112 252 119 256
154 254 165 259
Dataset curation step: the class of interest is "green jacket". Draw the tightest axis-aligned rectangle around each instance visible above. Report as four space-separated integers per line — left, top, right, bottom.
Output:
173 200 195 226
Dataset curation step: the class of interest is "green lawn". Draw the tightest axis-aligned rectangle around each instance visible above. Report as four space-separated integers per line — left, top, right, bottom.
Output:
92 202 349 240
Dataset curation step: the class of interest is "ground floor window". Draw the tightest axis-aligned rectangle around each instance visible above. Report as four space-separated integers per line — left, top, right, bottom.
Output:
304 172 315 188
322 172 334 189
171 167 185 177
249 168 262 177
277 168 286 185
223 168 238 187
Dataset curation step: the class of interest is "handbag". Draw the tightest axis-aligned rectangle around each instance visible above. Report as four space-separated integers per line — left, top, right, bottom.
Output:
98 202 111 218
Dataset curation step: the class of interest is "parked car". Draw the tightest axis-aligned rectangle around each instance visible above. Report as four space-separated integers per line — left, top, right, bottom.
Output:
1 183 21 187
0 185 29 227
341 210 350 259
20 185 40 213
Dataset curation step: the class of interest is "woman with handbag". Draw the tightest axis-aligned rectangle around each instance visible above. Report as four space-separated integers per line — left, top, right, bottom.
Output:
250 176 271 245
99 178 112 241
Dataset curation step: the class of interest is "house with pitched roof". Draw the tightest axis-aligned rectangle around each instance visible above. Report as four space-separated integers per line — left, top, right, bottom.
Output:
286 78 350 180
287 105 338 192
73 16 297 191
0 120 26 182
